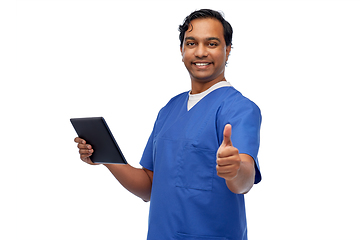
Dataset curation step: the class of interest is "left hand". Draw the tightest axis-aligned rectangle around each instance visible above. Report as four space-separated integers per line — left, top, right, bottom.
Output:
216 124 241 181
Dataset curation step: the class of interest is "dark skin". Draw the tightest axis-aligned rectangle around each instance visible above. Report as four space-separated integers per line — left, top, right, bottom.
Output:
180 18 231 94
75 137 153 201
75 18 256 200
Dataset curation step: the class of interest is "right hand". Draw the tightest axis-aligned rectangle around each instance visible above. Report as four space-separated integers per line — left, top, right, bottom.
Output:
74 137 99 165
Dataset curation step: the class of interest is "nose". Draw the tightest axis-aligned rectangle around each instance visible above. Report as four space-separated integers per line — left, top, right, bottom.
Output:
194 44 208 58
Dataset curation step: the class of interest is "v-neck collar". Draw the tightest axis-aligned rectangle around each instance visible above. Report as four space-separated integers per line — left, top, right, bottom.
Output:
187 82 232 111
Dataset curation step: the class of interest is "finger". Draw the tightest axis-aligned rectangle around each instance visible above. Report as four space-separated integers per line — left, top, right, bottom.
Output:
79 148 94 155
216 163 240 180
81 156 92 163
80 150 93 159
217 165 235 177
217 169 238 180
81 156 99 165
80 154 92 160
217 146 239 159
217 156 241 167
217 156 240 168
77 143 92 150
217 158 234 167
216 164 233 174
74 137 86 144
222 124 232 147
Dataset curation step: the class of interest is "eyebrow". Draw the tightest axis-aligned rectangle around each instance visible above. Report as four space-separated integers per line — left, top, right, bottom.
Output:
206 37 221 42
184 37 196 41
184 37 221 42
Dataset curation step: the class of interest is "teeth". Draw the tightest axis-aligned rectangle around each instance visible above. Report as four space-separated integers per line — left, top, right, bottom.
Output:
195 63 210 66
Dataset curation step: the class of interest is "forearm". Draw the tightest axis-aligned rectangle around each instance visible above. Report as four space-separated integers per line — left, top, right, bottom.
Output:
104 164 152 201
226 154 255 194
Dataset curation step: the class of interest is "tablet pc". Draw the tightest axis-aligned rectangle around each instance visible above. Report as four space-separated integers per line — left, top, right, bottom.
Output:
70 117 127 164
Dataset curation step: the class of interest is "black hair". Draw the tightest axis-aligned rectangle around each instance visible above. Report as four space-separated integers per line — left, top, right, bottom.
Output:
178 9 233 47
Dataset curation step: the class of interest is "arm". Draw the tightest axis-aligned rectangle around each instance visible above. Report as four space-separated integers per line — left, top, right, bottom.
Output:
104 164 153 202
219 153 255 194
216 125 255 194
74 137 153 201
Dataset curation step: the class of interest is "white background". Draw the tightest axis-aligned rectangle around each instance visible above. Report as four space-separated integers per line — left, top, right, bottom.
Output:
1 0 359 239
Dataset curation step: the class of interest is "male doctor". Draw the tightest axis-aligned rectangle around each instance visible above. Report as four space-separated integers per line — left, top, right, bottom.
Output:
75 9 261 240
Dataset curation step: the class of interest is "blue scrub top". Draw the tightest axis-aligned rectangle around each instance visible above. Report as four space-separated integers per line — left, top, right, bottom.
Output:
140 87 262 240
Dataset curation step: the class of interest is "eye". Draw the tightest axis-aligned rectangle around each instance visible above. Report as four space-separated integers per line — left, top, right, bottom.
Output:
186 42 196 46
208 42 218 47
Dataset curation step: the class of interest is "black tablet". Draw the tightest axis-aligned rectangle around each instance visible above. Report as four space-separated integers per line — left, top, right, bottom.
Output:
70 117 127 164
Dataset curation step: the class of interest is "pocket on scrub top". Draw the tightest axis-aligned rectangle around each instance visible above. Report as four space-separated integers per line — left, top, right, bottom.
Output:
176 232 228 240
176 145 216 191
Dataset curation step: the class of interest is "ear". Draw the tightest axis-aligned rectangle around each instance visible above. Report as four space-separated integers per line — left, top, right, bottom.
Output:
225 44 231 62
180 46 184 62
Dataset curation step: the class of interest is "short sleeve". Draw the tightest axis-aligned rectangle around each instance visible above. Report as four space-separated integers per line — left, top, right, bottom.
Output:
139 129 155 171
217 95 262 184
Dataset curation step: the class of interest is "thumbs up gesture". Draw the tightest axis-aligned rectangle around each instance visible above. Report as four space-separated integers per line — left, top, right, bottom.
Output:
216 124 241 181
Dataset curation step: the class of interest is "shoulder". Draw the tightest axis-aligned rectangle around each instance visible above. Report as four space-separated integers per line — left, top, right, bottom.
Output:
221 87 261 116
159 91 188 112
154 91 188 122
165 91 189 106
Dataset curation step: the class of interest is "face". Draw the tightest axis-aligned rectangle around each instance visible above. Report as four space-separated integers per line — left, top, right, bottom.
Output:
180 18 231 84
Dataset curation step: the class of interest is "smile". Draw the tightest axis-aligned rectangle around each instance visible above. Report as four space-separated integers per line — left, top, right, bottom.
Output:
194 62 211 66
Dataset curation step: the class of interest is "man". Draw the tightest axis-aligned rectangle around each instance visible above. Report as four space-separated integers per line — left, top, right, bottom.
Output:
75 9 261 240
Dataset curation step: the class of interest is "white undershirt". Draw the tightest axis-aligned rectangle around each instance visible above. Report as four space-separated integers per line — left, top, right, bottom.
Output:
187 81 232 111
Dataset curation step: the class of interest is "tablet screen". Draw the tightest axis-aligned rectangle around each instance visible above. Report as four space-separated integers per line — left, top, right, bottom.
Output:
70 117 127 164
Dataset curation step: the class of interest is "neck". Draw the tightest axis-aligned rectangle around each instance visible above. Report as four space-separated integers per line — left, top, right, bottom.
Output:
191 77 226 94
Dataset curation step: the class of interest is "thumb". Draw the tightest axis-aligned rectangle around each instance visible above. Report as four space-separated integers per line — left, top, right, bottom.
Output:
222 124 232 147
